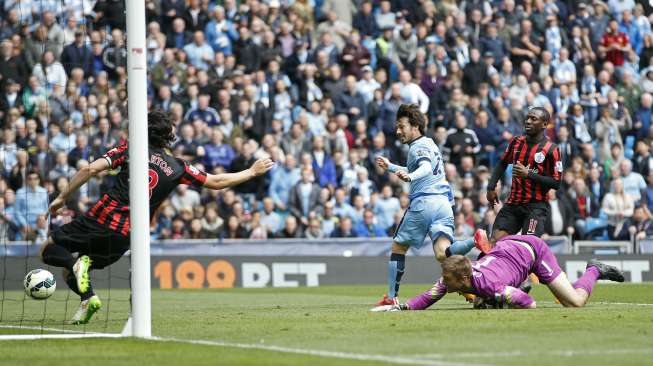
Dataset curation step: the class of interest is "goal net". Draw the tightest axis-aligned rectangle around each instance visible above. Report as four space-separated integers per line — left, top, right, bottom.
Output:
0 0 148 339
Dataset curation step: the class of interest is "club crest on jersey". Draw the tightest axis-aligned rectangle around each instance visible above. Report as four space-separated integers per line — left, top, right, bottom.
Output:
189 165 200 175
534 152 545 164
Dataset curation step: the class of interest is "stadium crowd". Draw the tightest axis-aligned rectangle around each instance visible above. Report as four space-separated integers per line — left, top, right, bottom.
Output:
1 0 653 244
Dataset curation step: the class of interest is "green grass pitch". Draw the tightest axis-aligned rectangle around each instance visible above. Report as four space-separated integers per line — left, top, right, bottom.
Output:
1 284 652 366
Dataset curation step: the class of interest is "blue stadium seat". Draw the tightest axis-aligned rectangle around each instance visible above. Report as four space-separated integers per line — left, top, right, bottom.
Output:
585 217 609 240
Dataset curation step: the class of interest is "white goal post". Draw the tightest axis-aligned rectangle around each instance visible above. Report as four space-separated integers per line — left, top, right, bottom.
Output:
126 0 152 338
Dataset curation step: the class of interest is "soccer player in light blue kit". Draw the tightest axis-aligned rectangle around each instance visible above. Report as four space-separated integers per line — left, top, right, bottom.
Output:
375 104 487 306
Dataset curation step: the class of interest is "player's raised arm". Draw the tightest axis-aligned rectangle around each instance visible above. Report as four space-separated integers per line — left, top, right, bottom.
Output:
376 156 406 173
203 158 274 190
49 157 111 215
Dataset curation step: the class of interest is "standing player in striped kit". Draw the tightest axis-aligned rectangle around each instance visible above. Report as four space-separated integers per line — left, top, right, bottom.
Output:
476 107 562 250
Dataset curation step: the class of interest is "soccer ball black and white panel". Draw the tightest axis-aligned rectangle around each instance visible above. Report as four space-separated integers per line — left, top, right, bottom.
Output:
24 269 56 300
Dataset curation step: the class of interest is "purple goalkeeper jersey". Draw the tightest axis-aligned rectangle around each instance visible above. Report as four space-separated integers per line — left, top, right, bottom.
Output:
470 235 562 306
405 235 563 310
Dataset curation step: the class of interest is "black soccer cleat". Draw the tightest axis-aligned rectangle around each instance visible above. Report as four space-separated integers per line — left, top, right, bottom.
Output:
587 259 625 282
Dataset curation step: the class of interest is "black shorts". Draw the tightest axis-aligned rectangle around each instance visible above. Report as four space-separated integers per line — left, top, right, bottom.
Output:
51 215 130 270
493 202 549 237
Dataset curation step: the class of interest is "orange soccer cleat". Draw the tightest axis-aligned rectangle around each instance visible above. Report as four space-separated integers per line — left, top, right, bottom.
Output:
376 293 399 306
474 229 492 254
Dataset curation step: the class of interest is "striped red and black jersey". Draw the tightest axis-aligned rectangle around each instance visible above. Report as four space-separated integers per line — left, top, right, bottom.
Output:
500 135 562 204
86 143 207 236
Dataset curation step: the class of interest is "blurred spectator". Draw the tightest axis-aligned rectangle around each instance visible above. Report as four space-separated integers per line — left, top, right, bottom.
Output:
14 170 48 241
223 215 249 239
330 216 357 238
620 159 647 203
269 154 300 211
454 211 474 238
444 113 480 166
184 31 214 71
260 197 283 235
200 206 223 237
373 185 400 231
276 215 303 238
354 208 385 238
319 201 339 237
311 135 337 188
544 190 575 238
61 30 92 76
626 205 653 241
289 167 320 227
306 218 325 240
599 18 631 67
602 178 635 239
570 178 600 239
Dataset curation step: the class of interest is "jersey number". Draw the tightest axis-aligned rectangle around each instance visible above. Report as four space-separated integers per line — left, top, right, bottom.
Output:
148 169 159 198
472 256 496 271
433 157 442 176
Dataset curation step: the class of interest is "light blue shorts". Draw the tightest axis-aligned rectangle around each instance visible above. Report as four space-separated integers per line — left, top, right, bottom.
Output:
393 194 454 248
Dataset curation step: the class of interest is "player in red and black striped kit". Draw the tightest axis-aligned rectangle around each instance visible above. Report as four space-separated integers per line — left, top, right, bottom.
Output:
475 107 563 251
40 110 274 324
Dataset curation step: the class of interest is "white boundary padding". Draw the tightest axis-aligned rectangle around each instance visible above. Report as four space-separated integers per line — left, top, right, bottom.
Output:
126 0 152 338
573 241 631 254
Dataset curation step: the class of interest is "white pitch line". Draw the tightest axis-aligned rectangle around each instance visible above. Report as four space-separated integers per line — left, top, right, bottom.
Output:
418 348 653 359
150 336 489 366
533 301 653 307
0 333 123 340
0 324 91 334
0 325 122 340
0 326 487 366
598 302 653 307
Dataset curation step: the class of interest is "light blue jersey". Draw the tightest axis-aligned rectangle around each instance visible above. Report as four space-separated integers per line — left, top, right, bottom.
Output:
406 136 451 202
393 136 454 247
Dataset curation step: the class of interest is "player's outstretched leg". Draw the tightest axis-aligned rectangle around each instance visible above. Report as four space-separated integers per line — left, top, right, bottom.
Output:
72 255 92 294
438 229 494 259
547 260 624 307
41 239 92 293
41 239 76 271
70 295 102 325
63 268 102 324
444 237 475 257
378 242 407 306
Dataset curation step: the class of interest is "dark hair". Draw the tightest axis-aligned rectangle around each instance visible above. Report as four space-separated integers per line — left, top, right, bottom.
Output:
396 104 427 134
529 106 551 124
148 109 176 148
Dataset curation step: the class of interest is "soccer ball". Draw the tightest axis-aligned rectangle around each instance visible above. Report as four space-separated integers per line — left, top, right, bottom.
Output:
24 269 56 300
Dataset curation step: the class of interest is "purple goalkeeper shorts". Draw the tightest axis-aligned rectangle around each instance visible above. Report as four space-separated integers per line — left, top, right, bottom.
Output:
529 236 563 284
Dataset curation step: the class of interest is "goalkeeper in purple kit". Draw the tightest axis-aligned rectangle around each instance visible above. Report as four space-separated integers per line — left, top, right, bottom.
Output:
373 235 624 311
